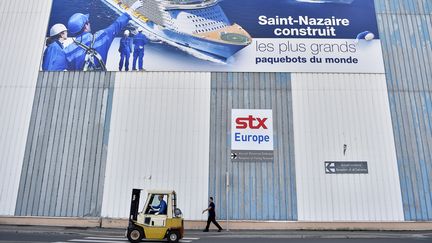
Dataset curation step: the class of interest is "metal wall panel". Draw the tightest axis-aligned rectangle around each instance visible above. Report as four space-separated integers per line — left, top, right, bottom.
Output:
101 72 211 221
292 73 404 221
376 0 432 15
0 0 52 215
209 73 297 221
15 71 115 217
0 0 51 86
376 0 432 220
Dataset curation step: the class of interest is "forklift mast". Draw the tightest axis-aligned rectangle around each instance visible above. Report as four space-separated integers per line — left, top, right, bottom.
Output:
129 189 141 226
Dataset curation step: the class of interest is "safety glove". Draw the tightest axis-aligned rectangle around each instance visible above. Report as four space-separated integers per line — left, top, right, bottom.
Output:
129 0 143 13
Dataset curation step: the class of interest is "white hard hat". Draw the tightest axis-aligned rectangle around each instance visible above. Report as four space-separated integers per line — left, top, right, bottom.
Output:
365 32 375 41
124 29 130 36
138 27 144 32
49 23 67 37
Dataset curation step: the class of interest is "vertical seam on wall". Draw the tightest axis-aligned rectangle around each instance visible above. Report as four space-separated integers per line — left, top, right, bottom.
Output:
97 72 116 216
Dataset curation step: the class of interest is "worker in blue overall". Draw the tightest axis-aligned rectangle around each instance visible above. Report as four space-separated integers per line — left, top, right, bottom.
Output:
118 30 133 71
132 27 148 71
65 0 143 71
42 23 68 71
151 195 167 215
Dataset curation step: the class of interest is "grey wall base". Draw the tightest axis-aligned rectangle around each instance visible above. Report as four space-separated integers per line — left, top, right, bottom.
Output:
3 216 432 230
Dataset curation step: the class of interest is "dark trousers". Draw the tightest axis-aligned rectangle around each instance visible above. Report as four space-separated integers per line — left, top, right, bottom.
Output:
119 52 130 71
205 216 222 230
133 49 144 70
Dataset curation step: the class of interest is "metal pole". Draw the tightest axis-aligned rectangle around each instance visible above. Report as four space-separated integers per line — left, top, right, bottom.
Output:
226 171 230 232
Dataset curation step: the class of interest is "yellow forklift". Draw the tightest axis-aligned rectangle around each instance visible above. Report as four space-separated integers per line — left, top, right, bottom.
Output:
126 189 184 242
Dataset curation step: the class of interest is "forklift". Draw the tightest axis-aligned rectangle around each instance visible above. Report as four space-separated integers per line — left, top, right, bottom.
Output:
126 189 184 242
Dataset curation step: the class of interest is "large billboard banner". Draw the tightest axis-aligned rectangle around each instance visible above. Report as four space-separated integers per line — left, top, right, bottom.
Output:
41 0 384 73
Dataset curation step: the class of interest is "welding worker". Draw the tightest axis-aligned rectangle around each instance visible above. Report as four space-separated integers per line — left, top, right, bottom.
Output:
132 27 148 71
65 0 143 71
42 23 68 71
118 30 133 71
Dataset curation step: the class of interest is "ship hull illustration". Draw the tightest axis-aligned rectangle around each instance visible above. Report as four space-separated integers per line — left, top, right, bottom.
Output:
103 0 252 59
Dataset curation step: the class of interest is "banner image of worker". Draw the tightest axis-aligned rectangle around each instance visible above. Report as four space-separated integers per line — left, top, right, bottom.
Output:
41 0 383 73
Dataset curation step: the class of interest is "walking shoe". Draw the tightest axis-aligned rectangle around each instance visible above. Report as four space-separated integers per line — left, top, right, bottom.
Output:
218 229 223 232
203 229 209 232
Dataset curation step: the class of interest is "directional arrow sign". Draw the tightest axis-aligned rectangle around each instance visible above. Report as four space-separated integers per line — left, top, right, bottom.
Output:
231 150 273 162
325 161 368 174
325 162 336 173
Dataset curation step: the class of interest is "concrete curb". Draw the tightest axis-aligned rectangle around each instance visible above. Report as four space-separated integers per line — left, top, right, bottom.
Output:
0 216 101 228
0 224 432 240
1 217 432 231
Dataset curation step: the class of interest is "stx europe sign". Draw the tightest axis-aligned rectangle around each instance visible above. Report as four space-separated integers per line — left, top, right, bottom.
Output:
235 115 268 129
231 109 273 151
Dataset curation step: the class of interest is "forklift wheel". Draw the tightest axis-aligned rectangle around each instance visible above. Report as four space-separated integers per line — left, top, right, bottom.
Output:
167 230 180 243
127 227 144 243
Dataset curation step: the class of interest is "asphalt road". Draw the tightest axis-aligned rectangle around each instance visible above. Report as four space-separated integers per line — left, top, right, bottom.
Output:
0 226 431 243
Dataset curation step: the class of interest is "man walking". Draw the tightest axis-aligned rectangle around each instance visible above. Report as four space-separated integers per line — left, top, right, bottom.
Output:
202 197 223 232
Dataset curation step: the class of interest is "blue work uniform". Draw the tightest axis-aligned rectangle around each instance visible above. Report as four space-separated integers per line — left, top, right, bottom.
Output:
42 40 67 71
153 200 167 214
65 13 131 70
118 36 133 71
133 32 148 70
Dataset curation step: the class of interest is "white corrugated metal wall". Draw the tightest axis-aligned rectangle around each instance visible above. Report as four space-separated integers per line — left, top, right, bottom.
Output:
101 72 211 220
0 0 52 215
0 0 428 224
292 73 404 221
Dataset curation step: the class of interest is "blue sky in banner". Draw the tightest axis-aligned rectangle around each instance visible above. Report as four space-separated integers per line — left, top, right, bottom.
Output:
47 0 379 39
220 0 379 39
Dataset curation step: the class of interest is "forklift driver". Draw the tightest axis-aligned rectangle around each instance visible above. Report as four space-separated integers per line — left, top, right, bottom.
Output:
151 195 167 215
